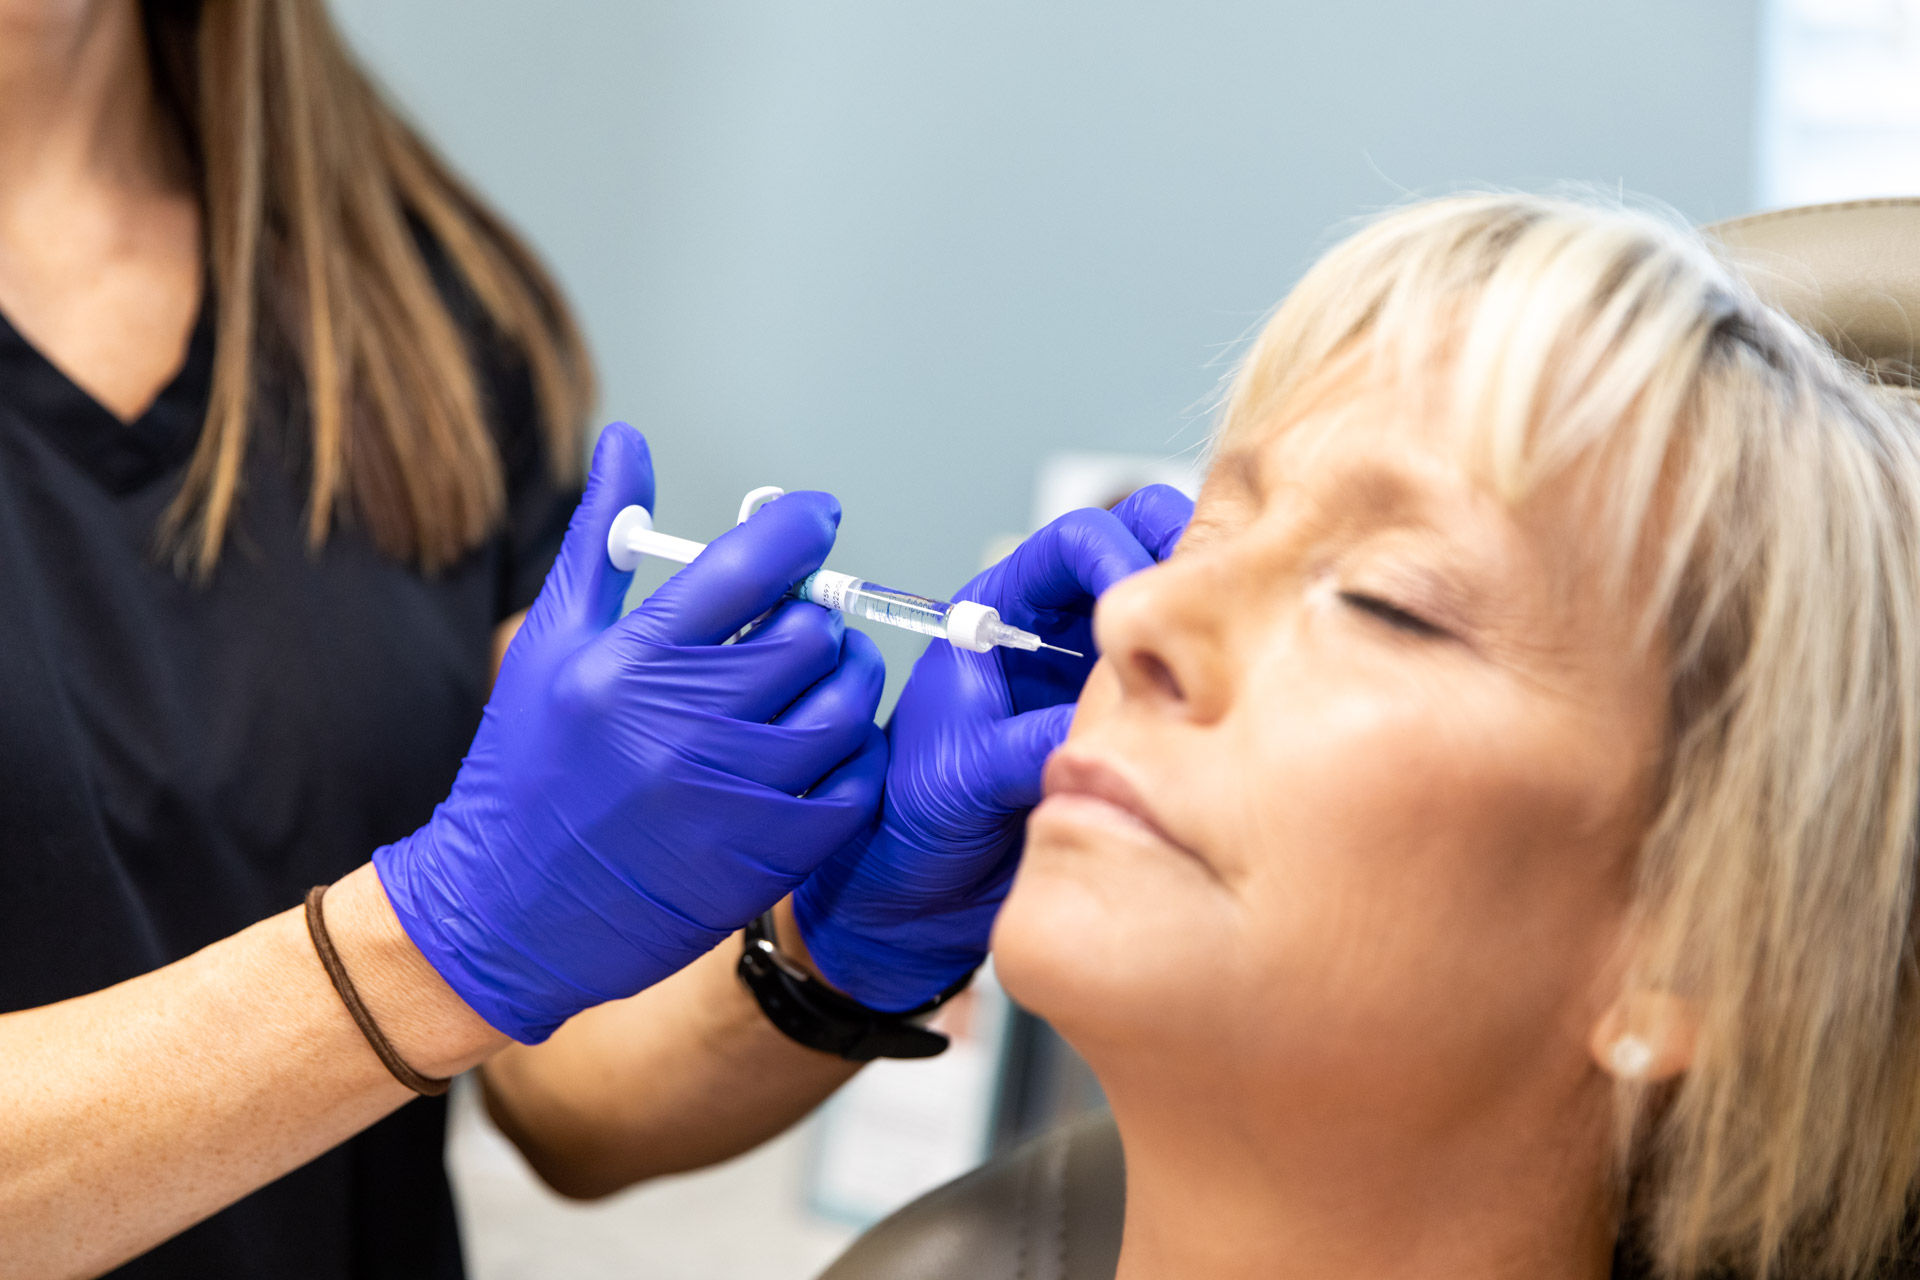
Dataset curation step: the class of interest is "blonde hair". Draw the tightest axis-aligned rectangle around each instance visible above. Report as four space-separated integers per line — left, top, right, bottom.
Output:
1223 193 1920 1278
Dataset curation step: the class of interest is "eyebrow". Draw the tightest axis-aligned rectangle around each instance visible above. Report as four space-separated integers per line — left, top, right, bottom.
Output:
1258 444 1442 540
1210 448 1261 500
1225 421 1494 553
1317 464 1432 527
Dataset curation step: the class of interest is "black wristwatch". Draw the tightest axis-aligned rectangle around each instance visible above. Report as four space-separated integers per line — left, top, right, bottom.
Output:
737 912 973 1061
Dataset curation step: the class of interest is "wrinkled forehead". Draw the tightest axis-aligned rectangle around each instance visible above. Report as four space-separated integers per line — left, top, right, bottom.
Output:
1201 347 1545 516
1196 376 1462 530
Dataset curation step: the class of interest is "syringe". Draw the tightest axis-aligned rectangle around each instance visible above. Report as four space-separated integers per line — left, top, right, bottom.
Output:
606 501 1081 657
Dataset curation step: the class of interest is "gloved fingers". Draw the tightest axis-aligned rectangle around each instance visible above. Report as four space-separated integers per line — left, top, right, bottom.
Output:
965 507 1155 626
887 629 1019 733
976 703 1076 812
568 602 845 731
631 601 850 722
690 724 888 885
904 506 1161 720
662 653 880 795
607 628 879 793
999 647 1093 717
818 940 988 1012
801 721 890 825
621 491 843 647
795 857 1016 1010
518 423 657 637
773 628 885 736
1111 483 1193 562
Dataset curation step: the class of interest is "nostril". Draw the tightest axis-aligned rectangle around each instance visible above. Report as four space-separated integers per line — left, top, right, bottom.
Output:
1134 651 1185 703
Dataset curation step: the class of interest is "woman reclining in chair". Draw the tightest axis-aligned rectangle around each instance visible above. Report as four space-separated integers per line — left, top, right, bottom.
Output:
906 193 1920 1280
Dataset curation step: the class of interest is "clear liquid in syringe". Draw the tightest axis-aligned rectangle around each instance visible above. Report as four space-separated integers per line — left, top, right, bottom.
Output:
836 582 954 639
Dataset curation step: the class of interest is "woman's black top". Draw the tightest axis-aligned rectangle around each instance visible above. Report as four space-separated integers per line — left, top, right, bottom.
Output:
0 273 574 1277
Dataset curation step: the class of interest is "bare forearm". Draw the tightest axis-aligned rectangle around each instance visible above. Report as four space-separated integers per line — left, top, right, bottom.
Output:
481 899 859 1199
0 864 505 1279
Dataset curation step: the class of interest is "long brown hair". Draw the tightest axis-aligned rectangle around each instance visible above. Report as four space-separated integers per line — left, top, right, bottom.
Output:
142 0 592 577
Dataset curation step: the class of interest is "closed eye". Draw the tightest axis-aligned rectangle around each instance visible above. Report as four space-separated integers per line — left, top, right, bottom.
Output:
1339 591 1447 639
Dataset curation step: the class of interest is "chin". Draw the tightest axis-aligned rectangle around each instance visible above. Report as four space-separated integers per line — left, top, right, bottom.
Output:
990 843 1115 1024
992 813 1244 1056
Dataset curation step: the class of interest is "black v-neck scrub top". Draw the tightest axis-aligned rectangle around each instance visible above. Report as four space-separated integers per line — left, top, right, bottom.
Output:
0 282 575 1276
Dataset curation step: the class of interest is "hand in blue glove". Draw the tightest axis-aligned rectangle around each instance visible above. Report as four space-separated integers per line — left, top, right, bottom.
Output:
376 423 888 1043
793 485 1195 1010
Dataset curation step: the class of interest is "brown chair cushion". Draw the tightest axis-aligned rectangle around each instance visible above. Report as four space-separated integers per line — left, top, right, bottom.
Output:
1709 198 1920 387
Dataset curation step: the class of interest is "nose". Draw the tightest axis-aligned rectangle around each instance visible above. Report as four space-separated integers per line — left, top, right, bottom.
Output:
1092 547 1237 724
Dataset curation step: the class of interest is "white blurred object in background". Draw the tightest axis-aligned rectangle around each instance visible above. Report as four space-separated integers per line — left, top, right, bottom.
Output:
1761 0 1920 204
982 450 1208 570
1029 450 1207 532
806 966 1012 1226
448 1079 856 1280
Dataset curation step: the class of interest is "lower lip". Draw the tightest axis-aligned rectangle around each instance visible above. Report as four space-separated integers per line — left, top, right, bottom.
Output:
1032 791 1185 851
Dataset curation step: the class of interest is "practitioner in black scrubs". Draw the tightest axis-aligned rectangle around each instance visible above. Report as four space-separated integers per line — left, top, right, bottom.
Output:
0 5 1187 1276
0 2 884 1275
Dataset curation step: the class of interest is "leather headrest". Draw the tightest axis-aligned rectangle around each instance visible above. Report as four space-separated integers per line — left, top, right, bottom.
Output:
1709 198 1920 387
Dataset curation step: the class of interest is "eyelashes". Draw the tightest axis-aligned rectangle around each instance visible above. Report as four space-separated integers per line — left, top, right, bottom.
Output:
1337 591 1448 639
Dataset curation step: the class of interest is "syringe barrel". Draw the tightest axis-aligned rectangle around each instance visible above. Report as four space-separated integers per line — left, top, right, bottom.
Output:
606 510 1025 650
793 571 953 640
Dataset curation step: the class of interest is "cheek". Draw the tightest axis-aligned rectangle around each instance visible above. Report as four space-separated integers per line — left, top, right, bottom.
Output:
1001 641 1642 1109
1214 648 1640 1091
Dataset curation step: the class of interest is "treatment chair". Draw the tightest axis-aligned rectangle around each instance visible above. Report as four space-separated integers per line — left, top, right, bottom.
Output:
812 197 1920 1280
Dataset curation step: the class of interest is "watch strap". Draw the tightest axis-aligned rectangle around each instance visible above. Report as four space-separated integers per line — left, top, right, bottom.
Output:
737 913 970 1061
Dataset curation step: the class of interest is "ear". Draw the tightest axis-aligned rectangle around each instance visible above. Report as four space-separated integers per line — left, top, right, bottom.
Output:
1589 991 1696 1082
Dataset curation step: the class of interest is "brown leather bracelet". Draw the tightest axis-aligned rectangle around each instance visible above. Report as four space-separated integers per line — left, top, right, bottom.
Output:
303 884 451 1097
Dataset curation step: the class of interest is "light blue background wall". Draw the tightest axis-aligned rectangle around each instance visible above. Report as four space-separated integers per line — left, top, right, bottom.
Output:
332 1 1760 695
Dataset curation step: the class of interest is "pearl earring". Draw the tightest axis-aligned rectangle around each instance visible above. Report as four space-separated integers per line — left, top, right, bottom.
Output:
1609 1034 1655 1080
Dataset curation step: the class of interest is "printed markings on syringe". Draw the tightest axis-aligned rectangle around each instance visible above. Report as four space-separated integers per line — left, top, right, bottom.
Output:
798 570 860 612
860 597 949 638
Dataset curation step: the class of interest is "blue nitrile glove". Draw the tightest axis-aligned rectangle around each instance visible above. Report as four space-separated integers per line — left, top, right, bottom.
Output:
792 485 1194 1010
375 423 889 1043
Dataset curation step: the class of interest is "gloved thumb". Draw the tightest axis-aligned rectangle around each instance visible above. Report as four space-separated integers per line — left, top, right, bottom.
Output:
1111 484 1193 563
978 703 1076 812
524 423 657 635
620 490 842 648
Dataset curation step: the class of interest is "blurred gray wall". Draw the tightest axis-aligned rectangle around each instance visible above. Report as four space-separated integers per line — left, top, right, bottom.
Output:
332 1 1759 693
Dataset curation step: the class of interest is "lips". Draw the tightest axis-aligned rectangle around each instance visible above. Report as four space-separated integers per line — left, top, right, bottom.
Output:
1040 752 1192 856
